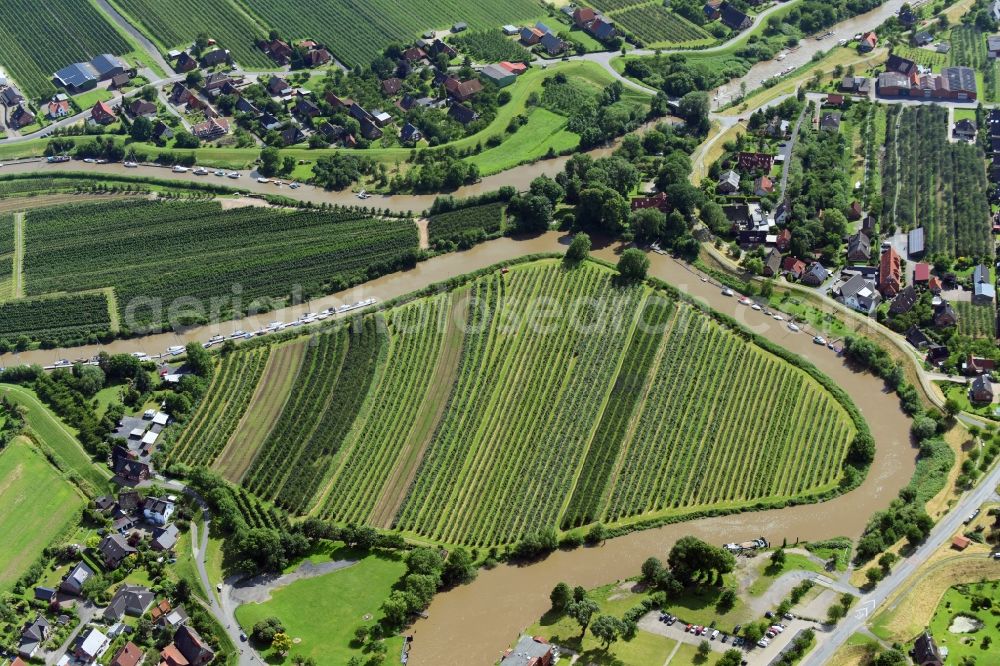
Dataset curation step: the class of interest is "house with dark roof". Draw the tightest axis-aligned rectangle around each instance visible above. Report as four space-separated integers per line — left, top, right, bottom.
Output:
847 231 870 262
889 285 919 315
914 31 933 46
908 227 925 258
293 97 320 120
112 445 150 482
591 19 617 42
280 126 307 145
886 54 917 76
1 85 24 106
801 261 830 286
630 191 671 213
174 52 198 73
60 561 94 596
859 31 878 52
704 0 723 20
964 354 996 376
200 48 231 68
18 615 50 658
878 71 912 96
267 76 292 97
934 302 958 327
906 325 932 349
381 77 402 95
152 120 174 142
763 248 782 277
720 2 752 31
449 103 479 125
10 105 36 129
35 586 57 602
104 584 155 622
98 533 137 569
399 123 424 145
820 112 841 131
953 118 977 141
235 97 259 115
736 152 773 171
175 625 215 665
128 99 157 118
54 63 97 92
774 227 791 251
109 73 130 90
502 635 554 666
262 39 293 64
520 27 543 45
971 375 995 404
317 122 344 141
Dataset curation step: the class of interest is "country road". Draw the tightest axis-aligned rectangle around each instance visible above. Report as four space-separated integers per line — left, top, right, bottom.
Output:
801 460 1000 665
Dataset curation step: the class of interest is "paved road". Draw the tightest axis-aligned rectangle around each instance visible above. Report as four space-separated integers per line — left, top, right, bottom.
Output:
94 0 172 75
801 459 1000 666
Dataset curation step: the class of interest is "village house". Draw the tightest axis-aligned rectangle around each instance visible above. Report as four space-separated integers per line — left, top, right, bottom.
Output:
98 533 137 569
754 175 774 196
445 77 483 102
143 497 175 525
971 374 995 403
736 151 773 171
846 231 871 262
200 48 231 68
717 169 740 194
934 302 958 327
128 99 157 118
878 245 902 297
774 227 792 251
859 31 878 52
47 96 71 119
906 325 932 349
801 261 830 286
913 262 931 286
110 641 144 666
90 100 117 125
630 191 670 213
400 122 422 144
782 256 807 280
449 103 479 125
719 2 752 31
75 628 110 664
18 615 50 659
174 625 215 665
104 584 155 622
889 285 919 316
964 354 996 376
174 52 198 73
60 561 94 596
152 524 180 551
820 112 841 131
262 38 293 65
953 118 977 141
502 636 554 666
990 34 1000 58
763 248 783 277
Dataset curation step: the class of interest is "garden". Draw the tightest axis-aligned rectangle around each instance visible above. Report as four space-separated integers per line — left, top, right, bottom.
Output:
928 580 1000 663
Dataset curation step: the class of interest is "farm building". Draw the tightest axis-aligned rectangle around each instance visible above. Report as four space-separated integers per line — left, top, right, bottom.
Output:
54 54 127 93
502 636 554 666
480 64 516 87
720 3 752 30
908 227 925 258
879 246 902 297
990 35 1000 58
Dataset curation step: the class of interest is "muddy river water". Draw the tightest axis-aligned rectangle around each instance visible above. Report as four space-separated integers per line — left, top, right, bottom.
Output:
0 231 916 663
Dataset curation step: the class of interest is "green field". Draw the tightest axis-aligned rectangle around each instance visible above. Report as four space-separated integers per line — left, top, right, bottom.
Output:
611 3 711 46
0 0 132 98
0 292 113 347
0 214 12 300
238 0 546 67
954 301 996 339
0 384 113 495
0 436 86 590
467 107 580 175
882 105 991 260
107 0 272 69
427 203 505 247
19 199 419 331
234 547 407 665
177 259 859 547
929 581 1000 663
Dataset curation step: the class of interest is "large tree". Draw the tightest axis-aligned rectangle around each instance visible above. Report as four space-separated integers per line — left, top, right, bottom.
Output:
617 248 650 284
678 91 710 135
567 598 600 637
667 536 735 584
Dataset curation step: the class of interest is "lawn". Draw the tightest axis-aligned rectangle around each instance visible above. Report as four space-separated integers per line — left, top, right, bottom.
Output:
747 552 825 596
466 107 579 175
954 108 977 122
234 546 406 664
928 581 1000 663
0 436 85 590
935 381 998 421
0 383 113 495
72 88 115 110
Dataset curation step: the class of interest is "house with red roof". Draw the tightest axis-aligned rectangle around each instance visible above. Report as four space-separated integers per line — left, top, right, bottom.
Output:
775 228 792 251
879 245 902 296
913 263 931 285
630 191 670 213
47 97 71 119
91 100 117 125
859 31 878 52
500 61 527 75
782 256 807 279
754 176 774 196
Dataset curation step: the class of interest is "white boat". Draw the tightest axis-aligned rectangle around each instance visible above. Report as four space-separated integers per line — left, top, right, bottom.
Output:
172 165 189 173
124 161 138 168
214 170 225 176
166 345 185 354
257 177 270 183
787 323 800 332
751 303 762 311
300 312 317 320
227 172 240 178
772 314 784 321
813 335 826 345
721 288 734 297
83 158 96 164
193 167 209 175
208 335 224 344
267 321 283 330
229 330 247 339
738 297 753 306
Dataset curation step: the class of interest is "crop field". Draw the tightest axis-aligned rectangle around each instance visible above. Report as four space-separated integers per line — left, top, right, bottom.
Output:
243 318 385 513
213 339 308 482
0 436 85 590
175 260 859 546
602 305 854 522
591 0 650 11
236 0 546 68
22 200 419 328
0 293 112 346
0 0 131 98
108 0 272 69
450 30 531 63
0 214 12 301
949 26 1000 102
169 347 271 468
318 294 452 525
427 203 504 247
611 4 710 46
954 301 996 339
882 105 991 260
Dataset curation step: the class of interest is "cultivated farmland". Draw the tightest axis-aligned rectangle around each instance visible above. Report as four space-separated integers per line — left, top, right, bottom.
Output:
178 260 859 547
21 199 419 329
450 30 532 64
0 293 113 346
427 203 505 248
0 0 131 98
0 437 85 590
235 0 546 67
0 214 12 301
882 105 991 260
611 4 710 46
954 301 996 339
108 0 272 69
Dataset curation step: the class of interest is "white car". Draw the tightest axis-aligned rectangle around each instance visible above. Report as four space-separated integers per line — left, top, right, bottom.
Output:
757 638 770 648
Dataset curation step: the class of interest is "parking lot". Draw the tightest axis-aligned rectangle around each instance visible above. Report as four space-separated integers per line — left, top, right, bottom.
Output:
637 610 817 666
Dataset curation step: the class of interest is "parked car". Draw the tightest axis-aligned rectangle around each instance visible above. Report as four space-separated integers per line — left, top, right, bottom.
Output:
710 629 719 640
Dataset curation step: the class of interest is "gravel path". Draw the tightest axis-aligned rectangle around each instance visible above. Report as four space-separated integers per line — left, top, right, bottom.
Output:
229 559 358 604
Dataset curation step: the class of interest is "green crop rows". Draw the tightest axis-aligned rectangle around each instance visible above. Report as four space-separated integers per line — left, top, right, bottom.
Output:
954 301 996 339
427 203 504 247
949 26 1000 103
319 294 451 524
236 0 545 67
591 0 649 11
0 0 131 98
451 30 531 63
22 200 419 328
0 215 12 302
231 486 291 531
561 297 674 529
109 0 272 69
611 4 709 46
882 105 991 260
394 262 646 546
243 318 384 513
171 259 860 546
170 347 271 467
0 293 112 346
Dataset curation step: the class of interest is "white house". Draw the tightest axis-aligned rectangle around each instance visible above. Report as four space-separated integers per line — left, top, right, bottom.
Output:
142 497 175 526
839 274 881 314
